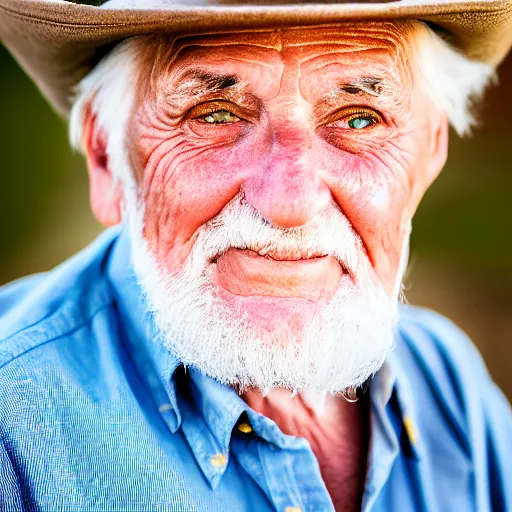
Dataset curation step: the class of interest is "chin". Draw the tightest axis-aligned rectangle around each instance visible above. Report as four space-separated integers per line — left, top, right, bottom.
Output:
212 285 325 336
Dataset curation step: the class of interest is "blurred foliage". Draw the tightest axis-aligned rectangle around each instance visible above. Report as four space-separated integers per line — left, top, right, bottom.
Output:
412 122 512 284
0 45 100 284
0 46 68 262
0 43 511 397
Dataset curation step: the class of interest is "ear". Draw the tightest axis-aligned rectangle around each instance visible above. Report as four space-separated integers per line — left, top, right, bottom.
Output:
425 111 449 187
82 106 123 227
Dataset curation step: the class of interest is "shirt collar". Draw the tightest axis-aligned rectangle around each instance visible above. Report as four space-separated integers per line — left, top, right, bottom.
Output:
361 323 425 511
178 368 247 489
386 334 426 459
182 368 309 489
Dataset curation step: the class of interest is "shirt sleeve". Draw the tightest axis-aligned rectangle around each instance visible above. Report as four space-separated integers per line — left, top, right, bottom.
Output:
480 378 512 511
453 325 512 512
400 306 512 511
0 435 24 511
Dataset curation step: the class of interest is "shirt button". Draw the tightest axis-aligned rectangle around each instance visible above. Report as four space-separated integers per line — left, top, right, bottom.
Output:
237 422 253 434
403 416 419 445
285 507 302 512
158 403 173 414
210 453 227 468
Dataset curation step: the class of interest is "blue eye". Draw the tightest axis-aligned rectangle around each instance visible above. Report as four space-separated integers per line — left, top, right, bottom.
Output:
348 116 377 129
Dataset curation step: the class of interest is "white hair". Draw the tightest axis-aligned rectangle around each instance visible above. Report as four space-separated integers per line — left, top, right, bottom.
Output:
412 26 495 135
69 36 146 192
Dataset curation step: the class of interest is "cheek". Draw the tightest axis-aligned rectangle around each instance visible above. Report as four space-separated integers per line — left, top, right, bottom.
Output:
135 129 255 271
321 140 415 293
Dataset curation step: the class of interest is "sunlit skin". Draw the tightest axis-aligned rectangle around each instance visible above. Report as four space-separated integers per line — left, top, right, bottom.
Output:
84 23 448 511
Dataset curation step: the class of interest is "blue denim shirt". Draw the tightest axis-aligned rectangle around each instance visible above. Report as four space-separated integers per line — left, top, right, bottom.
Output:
1 226 511 511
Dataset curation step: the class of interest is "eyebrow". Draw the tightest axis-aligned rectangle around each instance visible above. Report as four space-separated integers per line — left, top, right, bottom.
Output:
167 70 241 105
337 77 383 97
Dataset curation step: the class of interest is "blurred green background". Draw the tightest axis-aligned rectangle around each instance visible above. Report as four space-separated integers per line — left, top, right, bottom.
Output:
1 44 511 400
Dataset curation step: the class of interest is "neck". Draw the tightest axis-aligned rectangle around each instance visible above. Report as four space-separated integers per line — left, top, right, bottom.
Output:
241 387 370 511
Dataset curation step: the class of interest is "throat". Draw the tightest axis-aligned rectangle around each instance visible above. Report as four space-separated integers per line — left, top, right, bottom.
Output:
241 388 370 511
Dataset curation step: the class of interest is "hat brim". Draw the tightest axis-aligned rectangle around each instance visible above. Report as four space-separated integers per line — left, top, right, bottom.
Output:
1 0 511 116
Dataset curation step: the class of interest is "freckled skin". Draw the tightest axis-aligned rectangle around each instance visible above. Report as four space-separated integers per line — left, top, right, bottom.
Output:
88 23 448 512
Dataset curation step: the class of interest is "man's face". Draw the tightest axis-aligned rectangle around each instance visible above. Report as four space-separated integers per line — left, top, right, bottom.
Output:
107 22 446 392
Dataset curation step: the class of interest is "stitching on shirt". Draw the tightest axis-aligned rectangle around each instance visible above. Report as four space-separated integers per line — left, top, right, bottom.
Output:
0 227 122 373
0 298 113 372
1 305 67 349
0 281 108 343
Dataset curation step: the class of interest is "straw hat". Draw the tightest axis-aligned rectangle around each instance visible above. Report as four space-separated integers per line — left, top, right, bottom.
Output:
1 0 511 116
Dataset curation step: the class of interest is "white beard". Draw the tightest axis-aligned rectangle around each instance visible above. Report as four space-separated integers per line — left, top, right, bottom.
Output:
126 192 404 395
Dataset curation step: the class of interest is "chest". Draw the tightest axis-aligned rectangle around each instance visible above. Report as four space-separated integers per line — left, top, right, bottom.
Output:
3 366 474 512
318 456 366 511
311 438 367 512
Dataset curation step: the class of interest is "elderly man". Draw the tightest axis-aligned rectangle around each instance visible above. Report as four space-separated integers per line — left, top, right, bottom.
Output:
1 0 512 510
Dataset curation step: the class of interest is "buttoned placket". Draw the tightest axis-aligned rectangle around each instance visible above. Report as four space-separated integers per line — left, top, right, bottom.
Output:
229 414 336 512
257 440 334 512
180 368 335 511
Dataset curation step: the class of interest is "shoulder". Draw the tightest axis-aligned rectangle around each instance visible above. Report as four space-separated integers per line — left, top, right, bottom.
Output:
395 305 512 508
395 303 512 453
394 305 485 437
0 227 122 370
395 304 495 422
396 303 490 386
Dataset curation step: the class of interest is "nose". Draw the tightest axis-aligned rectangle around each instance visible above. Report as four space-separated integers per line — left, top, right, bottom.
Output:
243 131 332 228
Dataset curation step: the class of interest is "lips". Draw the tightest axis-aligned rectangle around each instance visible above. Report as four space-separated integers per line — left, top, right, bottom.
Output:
240 247 328 262
213 248 345 303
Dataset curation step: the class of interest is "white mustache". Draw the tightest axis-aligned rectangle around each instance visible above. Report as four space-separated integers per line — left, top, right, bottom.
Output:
189 194 365 279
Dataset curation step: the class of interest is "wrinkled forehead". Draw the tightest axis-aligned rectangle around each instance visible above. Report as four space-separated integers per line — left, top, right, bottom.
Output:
169 22 412 55
146 22 416 101
168 23 413 68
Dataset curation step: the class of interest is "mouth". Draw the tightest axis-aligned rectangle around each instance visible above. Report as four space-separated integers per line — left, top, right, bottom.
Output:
212 248 348 303
238 246 327 262
210 245 350 273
